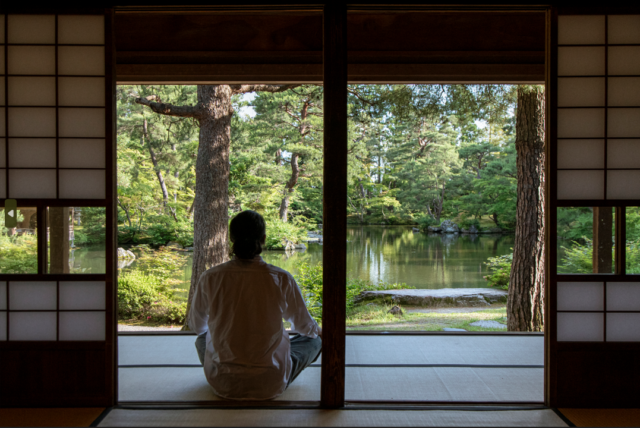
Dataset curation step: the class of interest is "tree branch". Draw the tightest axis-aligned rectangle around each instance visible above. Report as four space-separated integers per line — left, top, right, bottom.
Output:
230 84 301 95
135 95 201 118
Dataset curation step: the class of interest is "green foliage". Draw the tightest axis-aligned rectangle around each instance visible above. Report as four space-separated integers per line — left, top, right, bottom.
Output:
294 262 413 322
460 217 481 230
264 217 308 250
117 271 186 324
132 246 188 283
73 207 107 246
0 233 38 274
484 252 513 289
417 216 439 231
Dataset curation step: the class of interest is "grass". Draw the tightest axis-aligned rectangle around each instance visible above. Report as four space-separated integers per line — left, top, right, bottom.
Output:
345 305 509 332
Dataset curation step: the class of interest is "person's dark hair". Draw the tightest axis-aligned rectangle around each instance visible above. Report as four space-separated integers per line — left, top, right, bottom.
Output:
230 210 266 259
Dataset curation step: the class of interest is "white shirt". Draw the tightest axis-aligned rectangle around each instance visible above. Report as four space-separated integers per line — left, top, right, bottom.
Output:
188 255 320 400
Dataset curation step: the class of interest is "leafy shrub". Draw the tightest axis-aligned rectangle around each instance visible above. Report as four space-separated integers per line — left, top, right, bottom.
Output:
117 271 186 324
416 216 439 232
460 218 481 231
264 218 307 250
484 252 513 289
0 233 38 274
558 238 595 274
294 262 412 322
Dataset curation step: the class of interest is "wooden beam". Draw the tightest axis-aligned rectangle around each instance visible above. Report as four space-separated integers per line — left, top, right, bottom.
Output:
321 2 347 409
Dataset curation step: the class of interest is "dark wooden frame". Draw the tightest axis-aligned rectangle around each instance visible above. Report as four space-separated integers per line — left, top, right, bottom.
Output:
0 9 116 407
549 7 640 408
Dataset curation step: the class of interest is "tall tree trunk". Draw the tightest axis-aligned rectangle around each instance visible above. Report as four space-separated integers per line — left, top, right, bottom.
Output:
507 85 545 332
185 85 233 323
279 153 299 222
143 119 176 220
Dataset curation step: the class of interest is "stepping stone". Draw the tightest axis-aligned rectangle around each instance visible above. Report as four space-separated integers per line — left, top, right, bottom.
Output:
470 320 507 329
442 328 467 332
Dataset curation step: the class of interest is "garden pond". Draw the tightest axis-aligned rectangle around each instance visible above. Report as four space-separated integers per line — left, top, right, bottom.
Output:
72 226 519 301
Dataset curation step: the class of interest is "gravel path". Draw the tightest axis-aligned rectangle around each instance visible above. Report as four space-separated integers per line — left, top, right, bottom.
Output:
405 304 506 314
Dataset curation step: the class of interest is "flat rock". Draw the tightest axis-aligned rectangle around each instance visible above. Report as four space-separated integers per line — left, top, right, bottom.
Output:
443 328 467 332
355 288 508 307
470 320 507 329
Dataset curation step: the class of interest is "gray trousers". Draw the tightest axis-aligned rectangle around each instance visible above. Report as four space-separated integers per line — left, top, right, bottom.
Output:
195 332 322 387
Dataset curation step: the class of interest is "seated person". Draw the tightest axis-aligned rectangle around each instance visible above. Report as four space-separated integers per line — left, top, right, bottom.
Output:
188 210 322 400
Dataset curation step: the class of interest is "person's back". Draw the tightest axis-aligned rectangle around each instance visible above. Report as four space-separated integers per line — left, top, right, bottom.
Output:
188 210 321 400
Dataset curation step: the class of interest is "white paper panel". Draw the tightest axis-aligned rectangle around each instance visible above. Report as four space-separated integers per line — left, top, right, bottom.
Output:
59 312 105 341
8 108 56 137
59 170 105 199
558 47 605 76
608 140 640 168
8 169 56 198
0 108 5 136
558 15 605 45
557 282 604 311
609 15 640 44
0 312 6 341
7 15 55 44
609 47 640 76
0 77 4 105
0 169 5 199
558 78 605 107
58 108 105 138
557 109 605 138
58 77 105 107
557 170 604 200
0 15 4 43
606 313 640 342
9 282 57 310
607 171 640 199
0 139 5 168
59 139 105 168
557 139 604 169
8 77 56 106
608 77 640 107
607 283 640 311
58 15 104 45
9 312 56 341
8 138 56 168
58 47 105 76
557 313 604 342
7 46 56 75
608 108 640 138
59 282 105 310
0 282 6 310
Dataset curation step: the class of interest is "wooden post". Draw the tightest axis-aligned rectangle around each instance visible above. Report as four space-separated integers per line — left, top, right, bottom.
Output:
592 207 613 273
321 2 347 408
49 207 70 274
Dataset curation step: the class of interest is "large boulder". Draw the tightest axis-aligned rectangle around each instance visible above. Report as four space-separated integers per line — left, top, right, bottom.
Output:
412 227 420 233
354 288 508 307
117 247 136 260
440 220 459 233
469 224 479 234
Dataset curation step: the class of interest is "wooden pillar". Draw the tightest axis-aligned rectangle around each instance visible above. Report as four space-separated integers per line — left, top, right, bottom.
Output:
49 207 70 274
321 2 347 408
592 207 612 273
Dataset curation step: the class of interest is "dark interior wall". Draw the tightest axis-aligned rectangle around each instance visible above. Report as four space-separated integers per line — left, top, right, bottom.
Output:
115 11 545 83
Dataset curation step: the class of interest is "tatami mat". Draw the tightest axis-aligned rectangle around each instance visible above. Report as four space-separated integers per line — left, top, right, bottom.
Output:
119 366 543 402
98 408 568 427
118 335 542 366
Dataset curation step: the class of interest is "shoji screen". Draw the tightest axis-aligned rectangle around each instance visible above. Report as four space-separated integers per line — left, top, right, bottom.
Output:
0 11 114 406
552 11 640 407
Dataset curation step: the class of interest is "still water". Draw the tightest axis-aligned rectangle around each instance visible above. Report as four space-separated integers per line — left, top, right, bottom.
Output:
114 227 515 299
